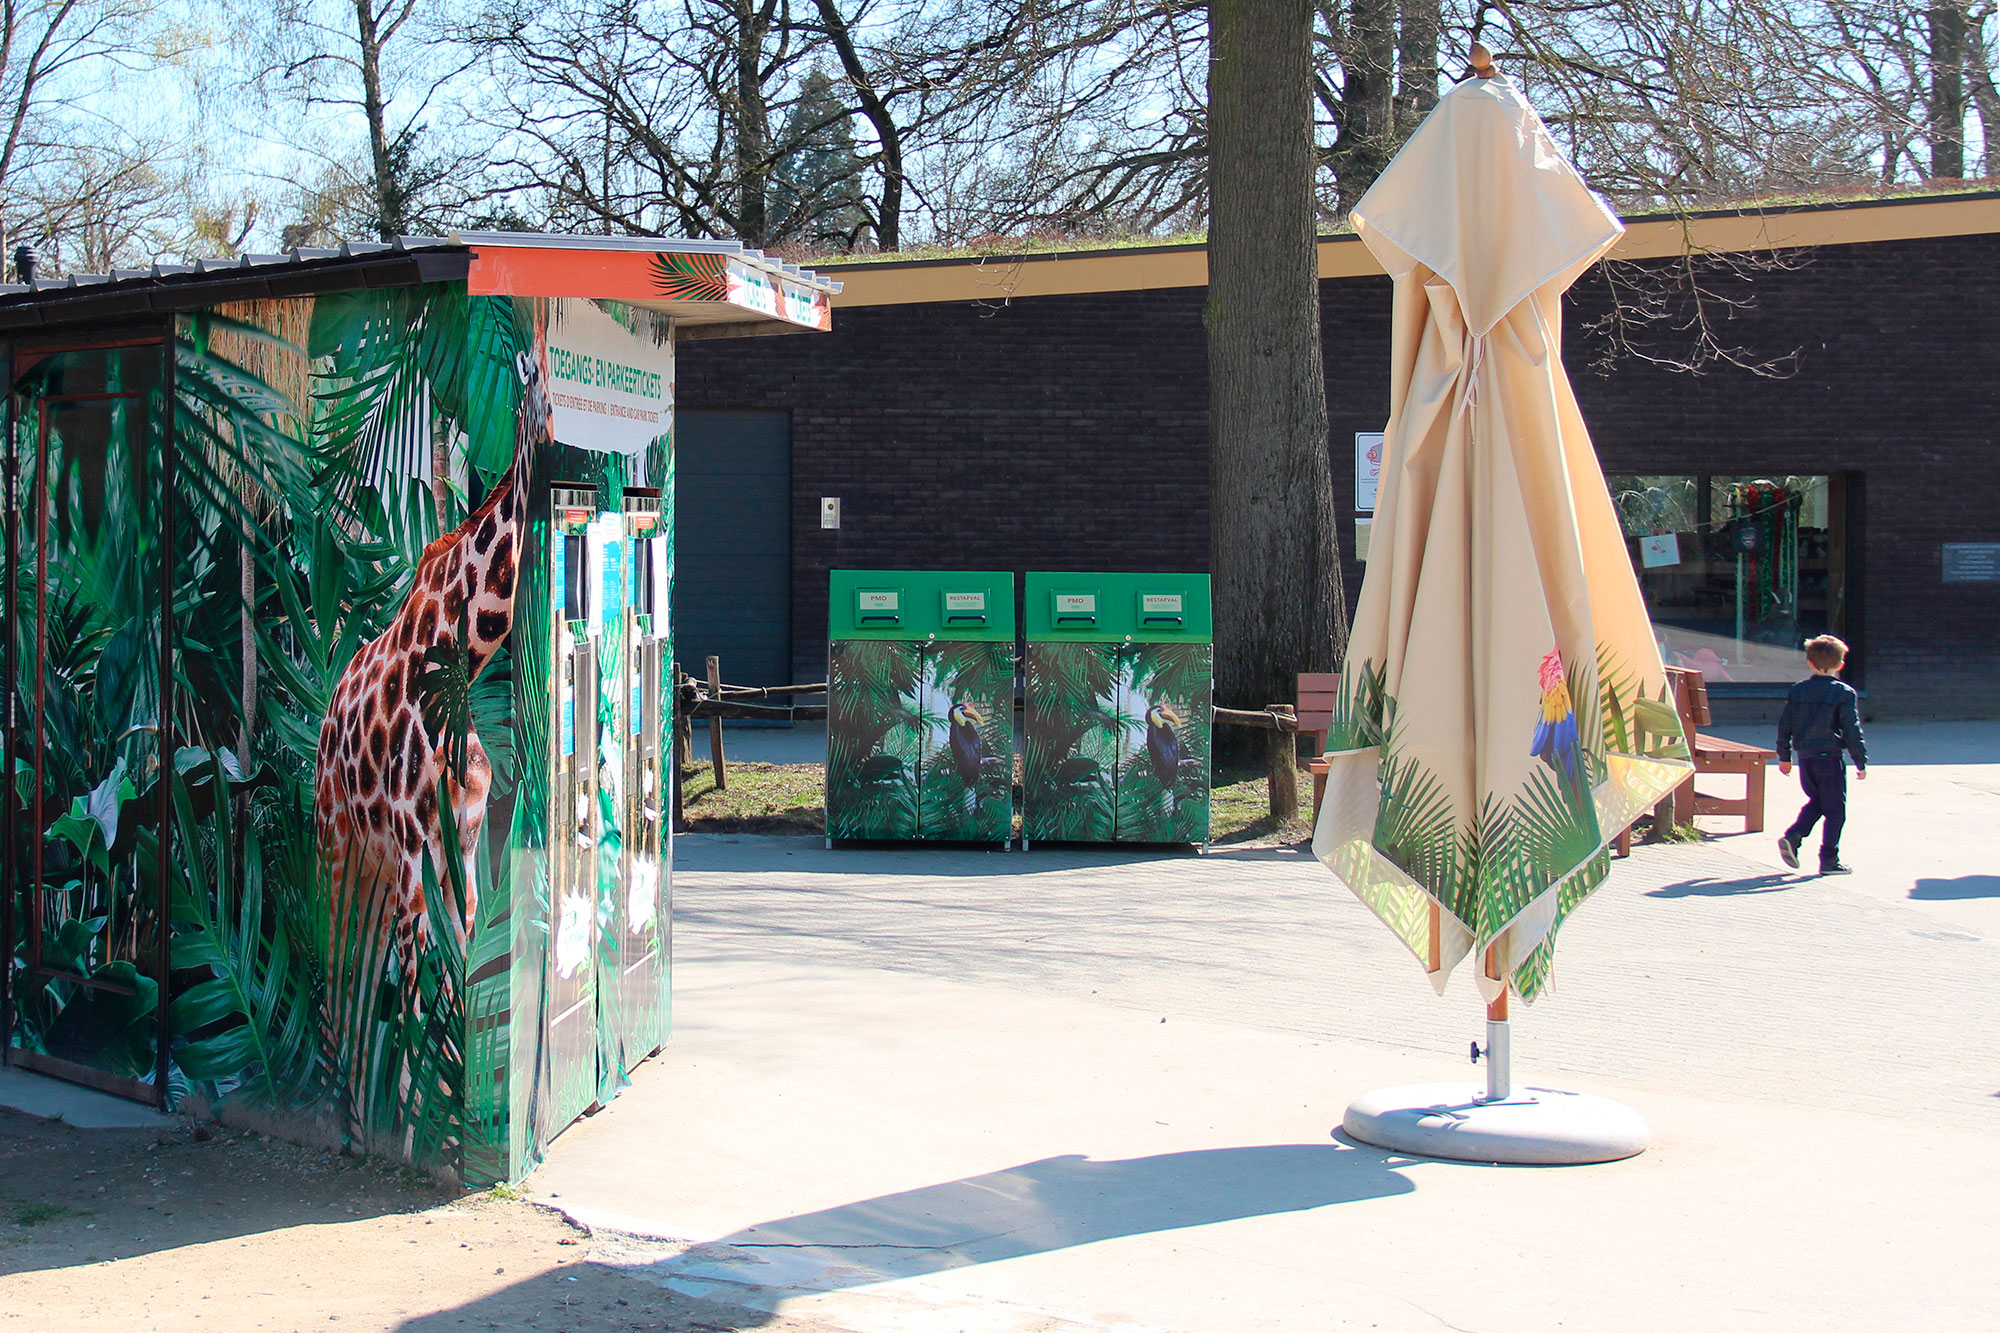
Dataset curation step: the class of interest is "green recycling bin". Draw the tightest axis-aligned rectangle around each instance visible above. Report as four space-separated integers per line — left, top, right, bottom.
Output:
1023 573 1212 846
826 570 1017 844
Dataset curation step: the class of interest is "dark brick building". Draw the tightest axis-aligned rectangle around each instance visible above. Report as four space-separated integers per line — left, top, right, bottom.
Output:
676 193 2000 718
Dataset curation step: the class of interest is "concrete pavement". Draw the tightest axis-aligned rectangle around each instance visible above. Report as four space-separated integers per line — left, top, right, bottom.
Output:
532 728 2000 1331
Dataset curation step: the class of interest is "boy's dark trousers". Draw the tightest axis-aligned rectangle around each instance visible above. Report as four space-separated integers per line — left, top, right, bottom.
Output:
1785 755 1847 865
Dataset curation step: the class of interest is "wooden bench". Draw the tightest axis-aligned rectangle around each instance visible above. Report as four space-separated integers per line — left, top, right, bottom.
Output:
1299 672 1341 822
1614 666 1774 853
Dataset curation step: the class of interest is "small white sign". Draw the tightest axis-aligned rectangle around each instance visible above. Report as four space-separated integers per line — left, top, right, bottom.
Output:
1640 533 1681 569
1055 594 1097 615
1141 594 1183 614
945 591 987 612
1356 431 1385 512
1355 518 1373 562
858 590 899 612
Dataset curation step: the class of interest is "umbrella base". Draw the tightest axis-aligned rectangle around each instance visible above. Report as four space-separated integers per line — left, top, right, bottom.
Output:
1343 1082 1648 1165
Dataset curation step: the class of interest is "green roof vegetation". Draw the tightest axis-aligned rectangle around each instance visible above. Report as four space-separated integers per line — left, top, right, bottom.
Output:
798 180 2000 270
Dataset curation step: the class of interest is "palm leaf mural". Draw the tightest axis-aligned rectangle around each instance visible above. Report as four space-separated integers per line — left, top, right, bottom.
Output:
1023 643 1119 842
649 251 729 303
165 756 324 1111
1111 643 1210 843
913 642 1012 841
827 640 921 840
7 285 662 1181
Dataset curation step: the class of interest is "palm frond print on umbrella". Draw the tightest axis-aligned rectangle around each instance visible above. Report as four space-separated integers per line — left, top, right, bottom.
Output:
1319 643 1684 1000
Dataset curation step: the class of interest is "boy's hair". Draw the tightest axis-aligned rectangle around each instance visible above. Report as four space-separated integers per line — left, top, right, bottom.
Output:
1803 635 1849 672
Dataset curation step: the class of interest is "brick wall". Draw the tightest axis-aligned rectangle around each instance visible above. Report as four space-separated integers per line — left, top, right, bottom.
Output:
679 231 2000 717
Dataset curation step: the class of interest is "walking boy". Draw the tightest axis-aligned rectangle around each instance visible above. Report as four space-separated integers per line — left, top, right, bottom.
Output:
1776 635 1867 874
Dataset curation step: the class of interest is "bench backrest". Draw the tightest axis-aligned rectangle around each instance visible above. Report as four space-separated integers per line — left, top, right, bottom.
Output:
1297 671 1342 747
1664 665 1713 731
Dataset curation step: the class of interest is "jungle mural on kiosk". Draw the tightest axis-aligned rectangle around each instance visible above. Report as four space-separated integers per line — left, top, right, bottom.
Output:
4 286 674 1183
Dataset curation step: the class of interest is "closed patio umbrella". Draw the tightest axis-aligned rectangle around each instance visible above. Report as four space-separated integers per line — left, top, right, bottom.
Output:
1313 51 1692 1162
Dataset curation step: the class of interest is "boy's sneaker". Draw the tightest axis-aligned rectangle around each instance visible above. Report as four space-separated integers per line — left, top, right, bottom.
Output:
1819 858 1852 875
1777 836 1800 870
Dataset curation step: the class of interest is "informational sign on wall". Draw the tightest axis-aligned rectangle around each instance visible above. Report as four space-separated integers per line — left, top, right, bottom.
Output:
1356 432 1385 512
1640 533 1681 569
546 298 675 462
1942 542 2000 583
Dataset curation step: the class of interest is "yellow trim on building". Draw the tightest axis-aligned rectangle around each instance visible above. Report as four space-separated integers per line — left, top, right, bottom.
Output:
818 192 2000 309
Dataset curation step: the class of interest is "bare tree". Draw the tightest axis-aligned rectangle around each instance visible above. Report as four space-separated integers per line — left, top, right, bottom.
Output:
0 0 196 267
256 0 487 240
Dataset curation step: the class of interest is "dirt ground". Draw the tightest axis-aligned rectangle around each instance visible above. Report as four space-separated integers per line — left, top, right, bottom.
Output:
0 1109 831 1332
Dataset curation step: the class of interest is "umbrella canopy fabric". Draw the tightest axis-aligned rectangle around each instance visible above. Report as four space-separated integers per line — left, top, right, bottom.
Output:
1313 74 1692 1004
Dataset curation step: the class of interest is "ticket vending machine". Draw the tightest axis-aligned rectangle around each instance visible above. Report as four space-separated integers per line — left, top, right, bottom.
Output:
547 484 602 1128
620 489 670 1057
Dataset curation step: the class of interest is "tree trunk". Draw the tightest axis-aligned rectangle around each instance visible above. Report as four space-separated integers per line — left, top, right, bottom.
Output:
1928 4 1968 178
1207 0 1346 721
734 0 772 244
354 0 399 239
1332 0 1397 210
1965 10 2000 177
814 0 903 250
1395 0 1442 135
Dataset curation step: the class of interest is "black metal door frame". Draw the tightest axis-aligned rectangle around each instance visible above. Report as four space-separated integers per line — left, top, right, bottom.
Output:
0 332 174 1107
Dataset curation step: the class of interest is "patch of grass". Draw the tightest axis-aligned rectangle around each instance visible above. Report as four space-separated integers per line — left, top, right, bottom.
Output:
1209 762 1316 847
673 757 1320 845
485 1182 525 1201
677 762 825 835
13 1201 80 1226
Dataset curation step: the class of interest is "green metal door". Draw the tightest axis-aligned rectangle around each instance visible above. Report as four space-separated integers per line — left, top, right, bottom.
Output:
826 571 1015 844
1023 574 1212 846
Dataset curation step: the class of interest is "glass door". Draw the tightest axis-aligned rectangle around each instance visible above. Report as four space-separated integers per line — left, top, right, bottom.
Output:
5 342 168 1103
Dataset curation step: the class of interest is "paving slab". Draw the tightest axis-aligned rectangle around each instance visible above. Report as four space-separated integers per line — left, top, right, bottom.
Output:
1707 720 1996 937
532 729 2000 1331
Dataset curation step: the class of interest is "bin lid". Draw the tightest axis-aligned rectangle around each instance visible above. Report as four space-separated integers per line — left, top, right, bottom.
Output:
829 570 1017 641
1024 572 1212 642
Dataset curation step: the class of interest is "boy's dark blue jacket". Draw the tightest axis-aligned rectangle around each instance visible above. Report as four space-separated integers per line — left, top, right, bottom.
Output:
1776 675 1867 766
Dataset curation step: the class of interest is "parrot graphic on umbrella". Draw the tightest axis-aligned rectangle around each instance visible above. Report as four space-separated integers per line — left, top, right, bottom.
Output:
1530 647 1591 806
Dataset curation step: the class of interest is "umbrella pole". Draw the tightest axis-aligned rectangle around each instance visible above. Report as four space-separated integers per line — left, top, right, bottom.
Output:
1484 949 1511 1102
1485 986 1512 1102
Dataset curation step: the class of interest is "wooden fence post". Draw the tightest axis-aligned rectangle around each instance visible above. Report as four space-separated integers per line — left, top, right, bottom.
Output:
1267 722 1299 821
705 656 728 792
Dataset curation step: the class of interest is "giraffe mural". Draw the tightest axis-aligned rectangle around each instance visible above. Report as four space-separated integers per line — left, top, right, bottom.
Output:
3 245 821 1187
315 336 550 1137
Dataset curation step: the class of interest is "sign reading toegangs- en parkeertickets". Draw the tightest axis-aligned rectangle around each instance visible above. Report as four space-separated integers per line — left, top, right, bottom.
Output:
546 298 675 461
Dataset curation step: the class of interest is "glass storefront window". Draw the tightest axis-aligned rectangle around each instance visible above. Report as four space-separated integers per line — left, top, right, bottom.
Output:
1608 474 1848 688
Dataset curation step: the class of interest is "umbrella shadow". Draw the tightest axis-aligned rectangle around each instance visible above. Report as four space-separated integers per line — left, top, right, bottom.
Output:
1647 871 1798 898
505 1144 1412 1329
1910 875 2000 900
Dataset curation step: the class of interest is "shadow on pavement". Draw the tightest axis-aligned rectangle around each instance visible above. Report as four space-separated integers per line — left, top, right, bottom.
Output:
407 1144 1411 1331
1647 871 1797 898
1911 875 2000 900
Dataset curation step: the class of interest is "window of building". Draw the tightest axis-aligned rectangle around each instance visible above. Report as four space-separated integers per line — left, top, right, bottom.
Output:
1608 474 1850 690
